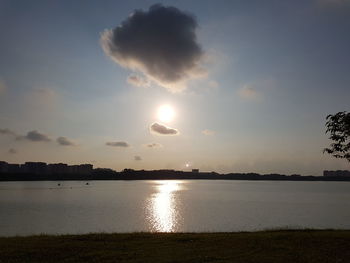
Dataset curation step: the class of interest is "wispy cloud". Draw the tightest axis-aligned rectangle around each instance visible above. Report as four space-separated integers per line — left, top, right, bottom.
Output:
1 128 69 144
143 142 163 148
0 128 18 138
8 148 17 154
0 79 7 96
134 155 142 161
238 85 260 100
25 88 58 110
208 81 219 89
202 129 215 136
127 75 149 88
317 0 350 6
0 128 50 141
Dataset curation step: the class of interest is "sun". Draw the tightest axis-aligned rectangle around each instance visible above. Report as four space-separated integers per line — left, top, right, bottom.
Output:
157 104 175 123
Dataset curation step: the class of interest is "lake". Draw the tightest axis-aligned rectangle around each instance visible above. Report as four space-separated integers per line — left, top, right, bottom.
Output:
0 180 350 236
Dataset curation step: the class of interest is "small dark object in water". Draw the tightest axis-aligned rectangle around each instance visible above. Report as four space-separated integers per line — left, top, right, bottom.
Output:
86 182 89 185
58 183 61 186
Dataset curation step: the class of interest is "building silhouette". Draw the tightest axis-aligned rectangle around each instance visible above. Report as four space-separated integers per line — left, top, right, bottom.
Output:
323 170 350 177
0 161 93 176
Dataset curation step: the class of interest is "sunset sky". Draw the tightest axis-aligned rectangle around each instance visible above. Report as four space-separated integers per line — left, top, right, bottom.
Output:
0 0 349 175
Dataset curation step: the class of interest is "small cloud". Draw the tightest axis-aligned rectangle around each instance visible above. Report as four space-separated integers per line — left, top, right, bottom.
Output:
143 142 163 148
33 87 56 97
134 155 142 161
57 136 76 146
1 128 50 141
1 128 51 142
100 4 206 93
150 122 179 136
238 85 260 100
24 130 51 142
8 148 17 154
202 129 215 136
127 75 149 88
106 141 130 147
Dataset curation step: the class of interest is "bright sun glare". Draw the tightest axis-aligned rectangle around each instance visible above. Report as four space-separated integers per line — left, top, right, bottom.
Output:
157 104 175 123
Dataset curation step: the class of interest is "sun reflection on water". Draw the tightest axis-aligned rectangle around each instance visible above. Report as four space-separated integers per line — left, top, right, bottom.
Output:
146 181 183 232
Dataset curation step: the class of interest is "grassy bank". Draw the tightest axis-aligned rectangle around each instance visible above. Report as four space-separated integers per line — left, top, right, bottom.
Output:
1 230 350 263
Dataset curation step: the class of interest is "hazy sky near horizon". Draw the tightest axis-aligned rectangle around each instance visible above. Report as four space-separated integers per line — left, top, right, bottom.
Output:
0 0 349 175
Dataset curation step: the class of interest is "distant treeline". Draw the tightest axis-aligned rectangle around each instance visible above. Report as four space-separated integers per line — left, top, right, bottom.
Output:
1 168 350 181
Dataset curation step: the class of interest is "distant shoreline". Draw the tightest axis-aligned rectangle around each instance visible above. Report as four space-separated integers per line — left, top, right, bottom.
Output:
1 175 350 182
1 167 350 181
2 161 349 181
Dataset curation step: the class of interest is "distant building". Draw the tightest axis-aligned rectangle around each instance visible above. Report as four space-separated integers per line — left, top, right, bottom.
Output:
21 162 47 174
78 164 93 175
0 162 21 173
0 161 8 173
68 164 93 175
8 164 21 173
67 165 79 174
192 169 199 173
0 161 93 177
47 163 68 175
323 170 350 177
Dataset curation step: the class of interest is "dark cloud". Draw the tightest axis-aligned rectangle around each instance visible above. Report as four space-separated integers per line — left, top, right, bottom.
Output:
143 142 163 148
150 122 179 135
8 148 17 154
24 130 51 142
101 4 205 92
134 155 142 161
57 136 75 146
106 141 130 147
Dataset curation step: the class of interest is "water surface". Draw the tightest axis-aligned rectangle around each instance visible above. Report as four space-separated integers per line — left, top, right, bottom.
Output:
0 180 349 236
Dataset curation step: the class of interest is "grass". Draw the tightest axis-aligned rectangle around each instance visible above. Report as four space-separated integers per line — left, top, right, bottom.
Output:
1 230 350 263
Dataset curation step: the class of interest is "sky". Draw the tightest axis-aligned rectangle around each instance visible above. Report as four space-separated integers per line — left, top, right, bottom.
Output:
0 0 349 176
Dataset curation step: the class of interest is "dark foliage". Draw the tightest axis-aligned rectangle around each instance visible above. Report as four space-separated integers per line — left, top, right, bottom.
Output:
324 111 350 162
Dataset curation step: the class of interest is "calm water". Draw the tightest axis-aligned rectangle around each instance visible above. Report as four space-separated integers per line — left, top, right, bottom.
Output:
0 180 350 236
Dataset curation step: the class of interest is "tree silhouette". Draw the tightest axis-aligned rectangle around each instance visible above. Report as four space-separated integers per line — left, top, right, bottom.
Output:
324 111 350 162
